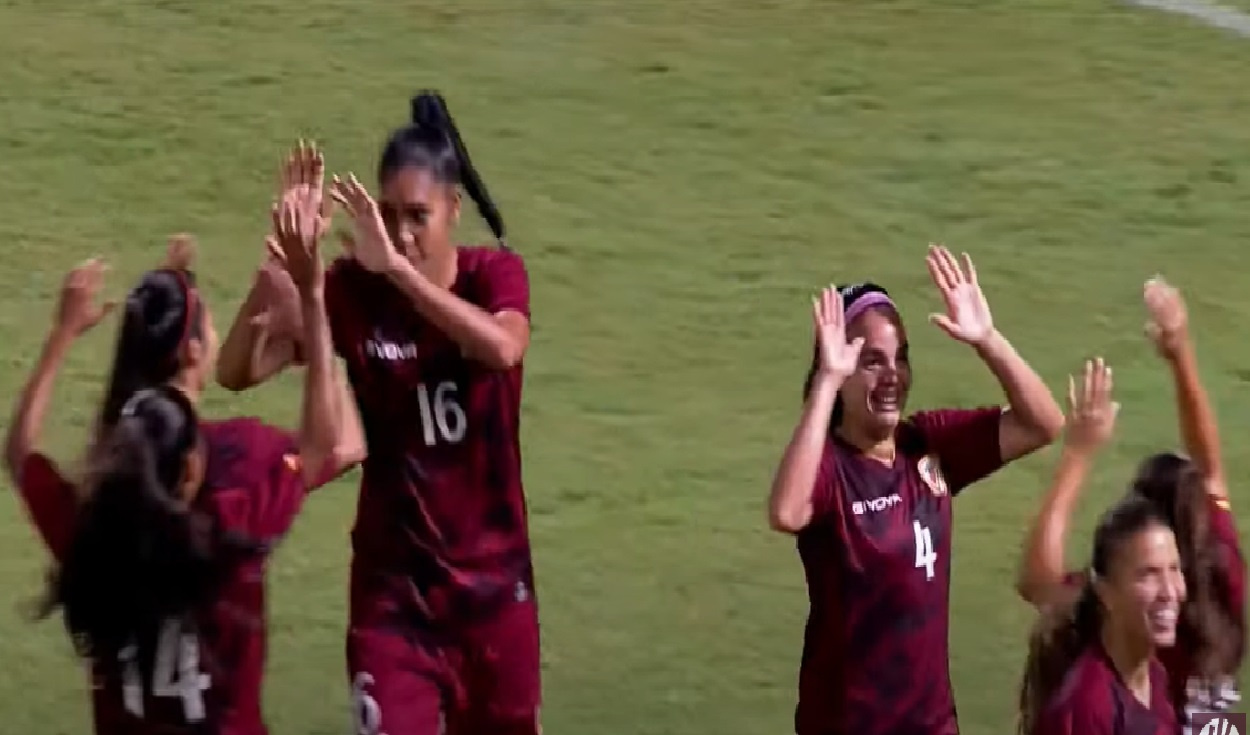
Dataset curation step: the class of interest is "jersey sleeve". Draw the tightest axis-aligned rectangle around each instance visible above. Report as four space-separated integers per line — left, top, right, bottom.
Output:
15 454 77 561
910 407 1005 496
1208 497 1247 624
210 419 311 539
325 259 358 359
481 249 530 318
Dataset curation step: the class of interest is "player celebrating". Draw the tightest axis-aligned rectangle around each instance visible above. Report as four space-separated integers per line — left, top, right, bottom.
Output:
767 245 1064 735
1019 360 1183 734
4 192 362 734
217 93 538 735
1017 278 1245 732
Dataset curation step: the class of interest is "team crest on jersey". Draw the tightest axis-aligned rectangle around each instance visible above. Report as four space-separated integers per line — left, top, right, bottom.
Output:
917 455 949 497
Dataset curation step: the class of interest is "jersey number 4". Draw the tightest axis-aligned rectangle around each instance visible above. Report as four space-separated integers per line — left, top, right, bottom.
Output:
119 618 211 723
416 381 468 446
913 520 938 581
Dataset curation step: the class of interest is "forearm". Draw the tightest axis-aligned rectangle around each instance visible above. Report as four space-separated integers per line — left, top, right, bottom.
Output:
5 329 74 479
1017 447 1092 605
768 373 841 533
1168 338 1222 486
297 291 339 485
976 330 1065 437
217 268 302 390
386 259 522 369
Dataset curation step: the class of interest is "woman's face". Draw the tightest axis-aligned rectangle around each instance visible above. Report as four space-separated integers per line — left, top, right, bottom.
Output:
839 308 913 437
1097 522 1187 648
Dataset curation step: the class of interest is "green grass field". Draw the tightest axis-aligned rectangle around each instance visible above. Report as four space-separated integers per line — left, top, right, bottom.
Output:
2 1 1250 733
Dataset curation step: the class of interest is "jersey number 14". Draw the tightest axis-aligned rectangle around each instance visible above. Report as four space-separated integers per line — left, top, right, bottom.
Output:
118 618 211 723
913 520 938 581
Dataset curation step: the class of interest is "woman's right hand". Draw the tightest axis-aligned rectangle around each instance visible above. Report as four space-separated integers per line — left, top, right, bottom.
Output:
1062 358 1118 454
54 258 115 339
813 285 865 382
270 186 326 299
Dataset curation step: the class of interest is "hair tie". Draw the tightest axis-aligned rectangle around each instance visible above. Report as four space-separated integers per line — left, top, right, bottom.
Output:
120 389 159 418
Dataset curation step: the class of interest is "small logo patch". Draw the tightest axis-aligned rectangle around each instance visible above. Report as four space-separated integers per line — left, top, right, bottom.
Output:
1194 712 1245 735
282 454 301 472
917 455 949 497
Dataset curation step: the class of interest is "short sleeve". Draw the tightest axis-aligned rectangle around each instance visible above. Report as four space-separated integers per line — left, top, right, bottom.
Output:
910 407 1005 495
203 419 308 539
480 249 530 318
16 454 77 561
325 259 360 359
1208 498 1247 622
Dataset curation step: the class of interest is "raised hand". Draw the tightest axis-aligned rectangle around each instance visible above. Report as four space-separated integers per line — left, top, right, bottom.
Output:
1063 358 1118 454
329 173 400 275
269 187 325 297
55 258 116 338
161 233 197 271
1143 276 1188 359
926 244 995 347
278 140 331 240
813 286 865 381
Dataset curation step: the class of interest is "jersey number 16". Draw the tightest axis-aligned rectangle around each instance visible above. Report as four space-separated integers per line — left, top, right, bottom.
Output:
416 381 467 446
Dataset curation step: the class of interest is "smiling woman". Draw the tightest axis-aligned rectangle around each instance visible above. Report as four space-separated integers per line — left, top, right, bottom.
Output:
765 244 1063 735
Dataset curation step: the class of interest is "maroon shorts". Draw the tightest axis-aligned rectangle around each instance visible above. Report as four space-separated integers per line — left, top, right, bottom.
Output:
347 596 541 735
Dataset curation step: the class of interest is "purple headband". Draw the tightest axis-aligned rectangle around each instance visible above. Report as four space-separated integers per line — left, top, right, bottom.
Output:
844 291 897 324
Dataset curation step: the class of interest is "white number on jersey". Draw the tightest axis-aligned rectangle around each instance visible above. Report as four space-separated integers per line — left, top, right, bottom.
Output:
118 618 211 722
351 672 384 735
416 381 468 446
913 520 937 581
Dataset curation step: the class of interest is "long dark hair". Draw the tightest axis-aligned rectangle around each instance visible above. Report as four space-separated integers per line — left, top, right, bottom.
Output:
41 387 255 664
1131 452 1244 678
1017 493 1173 733
98 268 202 430
801 282 895 428
378 90 507 245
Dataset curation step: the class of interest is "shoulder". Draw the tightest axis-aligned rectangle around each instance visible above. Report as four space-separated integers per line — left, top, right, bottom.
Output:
1046 648 1115 714
459 244 526 272
904 406 1002 440
201 418 297 480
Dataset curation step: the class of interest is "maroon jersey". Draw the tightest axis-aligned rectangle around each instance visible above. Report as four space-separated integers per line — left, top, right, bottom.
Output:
1065 495 1246 733
325 246 533 625
1033 644 1176 735
16 418 312 735
795 407 1005 735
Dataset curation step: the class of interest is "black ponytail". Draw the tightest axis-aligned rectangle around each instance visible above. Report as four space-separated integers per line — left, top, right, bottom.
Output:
98 269 201 431
43 387 257 664
379 90 507 245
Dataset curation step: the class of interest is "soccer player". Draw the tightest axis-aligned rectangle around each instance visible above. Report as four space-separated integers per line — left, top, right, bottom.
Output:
216 92 539 735
767 245 1064 735
1016 278 1245 732
4 191 363 734
1018 362 1182 734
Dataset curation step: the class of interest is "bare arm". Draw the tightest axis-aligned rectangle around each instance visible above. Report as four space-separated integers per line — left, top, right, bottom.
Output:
384 258 529 370
768 372 842 533
4 329 75 483
1168 339 1225 499
217 259 304 392
1145 279 1227 500
975 330 1065 462
1016 360 1116 607
1016 447 1090 607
